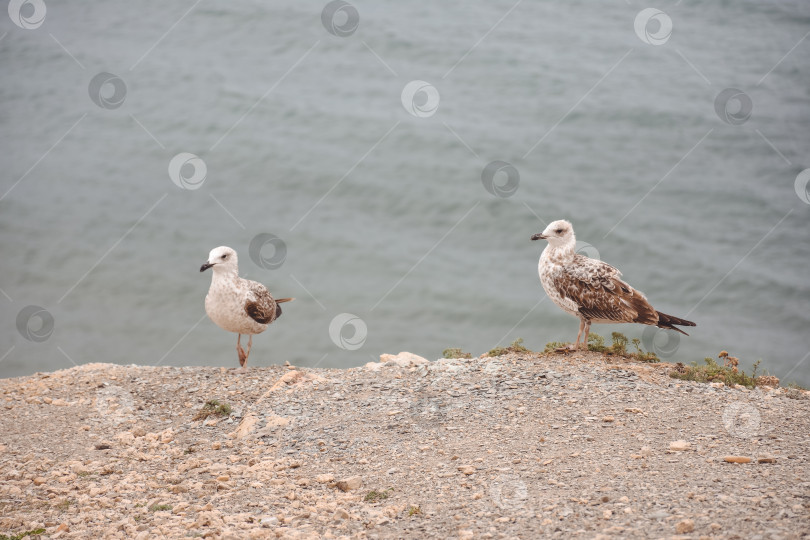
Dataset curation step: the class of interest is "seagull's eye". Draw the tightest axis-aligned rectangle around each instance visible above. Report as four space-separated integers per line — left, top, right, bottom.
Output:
555 228 564 234
221 254 227 260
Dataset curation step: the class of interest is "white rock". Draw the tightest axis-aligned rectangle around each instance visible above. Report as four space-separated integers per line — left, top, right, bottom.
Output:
669 440 691 451
363 361 382 372
379 352 429 367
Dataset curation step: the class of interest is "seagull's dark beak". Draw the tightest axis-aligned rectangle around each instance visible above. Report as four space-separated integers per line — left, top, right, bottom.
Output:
200 262 214 272
531 233 547 241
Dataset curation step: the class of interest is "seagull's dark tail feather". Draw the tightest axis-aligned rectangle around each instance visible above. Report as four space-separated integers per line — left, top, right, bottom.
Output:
273 298 294 320
655 311 696 336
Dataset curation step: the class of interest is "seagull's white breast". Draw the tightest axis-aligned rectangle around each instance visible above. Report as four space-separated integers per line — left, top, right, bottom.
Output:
538 246 581 317
205 274 268 335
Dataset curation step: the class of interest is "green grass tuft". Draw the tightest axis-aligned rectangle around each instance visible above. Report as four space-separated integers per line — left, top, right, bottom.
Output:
487 338 530 357
407 505 421 516
581 332 660 362
669 356 759 388
0 529 47 540
610 332 628 355
442 348 472 359
543 341 570 353
149 504 172 512
193 399 232 421
364 488 393 502
587 333 606 352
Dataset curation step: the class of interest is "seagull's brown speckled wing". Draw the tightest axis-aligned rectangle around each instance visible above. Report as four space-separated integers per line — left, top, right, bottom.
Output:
551 254 658 325
244 281 278 325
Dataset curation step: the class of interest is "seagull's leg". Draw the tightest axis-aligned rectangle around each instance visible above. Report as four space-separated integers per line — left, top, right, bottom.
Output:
245 335 253 364
236 334 247 367
572 319 585 350
582 321 591 350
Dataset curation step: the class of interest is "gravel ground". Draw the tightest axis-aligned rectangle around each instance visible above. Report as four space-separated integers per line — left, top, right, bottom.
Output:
1 351 808 539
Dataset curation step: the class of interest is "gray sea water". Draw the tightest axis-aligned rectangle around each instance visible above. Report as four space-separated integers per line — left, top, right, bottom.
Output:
1 0 809 386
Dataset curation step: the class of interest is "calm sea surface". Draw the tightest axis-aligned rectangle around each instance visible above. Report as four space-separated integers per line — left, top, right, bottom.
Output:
1 1 809 385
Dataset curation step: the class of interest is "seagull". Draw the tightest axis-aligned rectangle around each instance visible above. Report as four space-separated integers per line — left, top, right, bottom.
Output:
200 246 293 371
531 220 695 350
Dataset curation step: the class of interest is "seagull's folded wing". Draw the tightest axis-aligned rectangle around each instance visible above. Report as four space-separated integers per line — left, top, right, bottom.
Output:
244 281 278 325
552 255 658 325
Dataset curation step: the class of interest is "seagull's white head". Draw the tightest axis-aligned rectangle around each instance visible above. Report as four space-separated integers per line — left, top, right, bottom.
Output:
200 246 239 275
531 219 576 248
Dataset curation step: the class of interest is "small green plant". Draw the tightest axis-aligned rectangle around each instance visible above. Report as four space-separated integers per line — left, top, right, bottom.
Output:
610 332 628 355
587 333 606 352
543 341 570 353
0 529 47 540
669 356 758 388
193 399 232 421
442 348 472 359
751 359 761 380
364 488 393 502
407 505 421 516
487 338 530 357
582 332 659 362
631 338 659 363
149 504 172 512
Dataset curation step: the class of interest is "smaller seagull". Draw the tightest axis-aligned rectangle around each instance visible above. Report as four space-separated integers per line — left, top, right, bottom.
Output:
532 220 695 350
200 246 293 372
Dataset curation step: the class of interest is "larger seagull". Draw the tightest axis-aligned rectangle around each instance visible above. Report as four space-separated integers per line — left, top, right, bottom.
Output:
200 246 293 371
532 220 695 350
